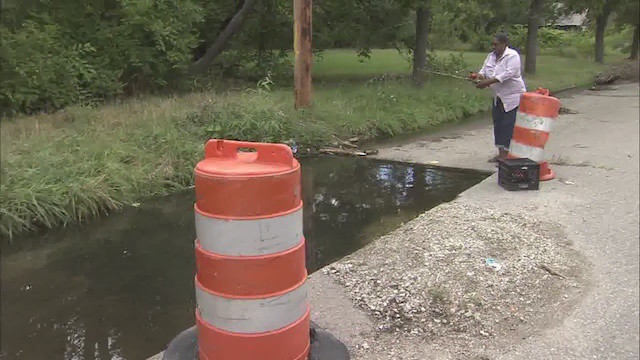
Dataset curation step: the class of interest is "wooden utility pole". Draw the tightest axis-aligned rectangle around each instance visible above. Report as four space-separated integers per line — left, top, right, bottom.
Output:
293 0 312 109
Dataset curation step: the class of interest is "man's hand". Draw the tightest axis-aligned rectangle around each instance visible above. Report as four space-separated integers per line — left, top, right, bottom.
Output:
476 78 497 89
468 72 485 81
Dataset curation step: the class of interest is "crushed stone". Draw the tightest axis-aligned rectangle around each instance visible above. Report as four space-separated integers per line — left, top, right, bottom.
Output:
324 201 585 358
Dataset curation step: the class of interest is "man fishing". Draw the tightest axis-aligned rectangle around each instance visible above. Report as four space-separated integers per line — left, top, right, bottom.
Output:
472 33 527 162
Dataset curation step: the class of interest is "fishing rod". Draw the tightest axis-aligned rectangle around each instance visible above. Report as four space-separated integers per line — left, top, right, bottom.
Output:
419 69 479 82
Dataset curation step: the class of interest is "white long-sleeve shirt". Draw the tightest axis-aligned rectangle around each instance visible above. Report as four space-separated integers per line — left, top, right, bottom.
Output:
478 47 527 112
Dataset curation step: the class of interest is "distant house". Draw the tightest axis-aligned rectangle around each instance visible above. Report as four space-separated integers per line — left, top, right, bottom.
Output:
550 11 588 31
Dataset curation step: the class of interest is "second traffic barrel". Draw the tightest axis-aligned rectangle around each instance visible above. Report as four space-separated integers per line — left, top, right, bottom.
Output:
508 88 561 181
193 139 309 360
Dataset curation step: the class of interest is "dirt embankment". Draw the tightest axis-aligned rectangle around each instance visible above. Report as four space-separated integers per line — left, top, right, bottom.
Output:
593 59 640 88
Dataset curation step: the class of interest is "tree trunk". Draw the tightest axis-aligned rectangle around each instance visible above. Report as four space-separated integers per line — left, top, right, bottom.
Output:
257 0 267 68
595 14 607 63
631 24 639 60
412 5 431 88
189 0 258 75
524 0 544 75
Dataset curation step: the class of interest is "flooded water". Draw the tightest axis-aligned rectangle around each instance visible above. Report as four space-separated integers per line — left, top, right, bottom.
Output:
0 157 487 360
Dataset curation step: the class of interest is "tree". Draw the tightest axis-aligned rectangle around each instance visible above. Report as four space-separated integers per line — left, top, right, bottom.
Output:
562 0 622 63
632 22 640 60
428 0 528 51
412 4 432 87
391 0 434 87
613 0 639 59
594 0 619 63
189 0 259 74
525 0 545 74
632 22 639 60
314 0 411 56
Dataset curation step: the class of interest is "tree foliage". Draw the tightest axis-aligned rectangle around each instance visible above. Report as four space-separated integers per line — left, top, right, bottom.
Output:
428 0 529 51
613 0 639 27
560 0 625 62
1 0 204 115
1 0 632 116
613 0 639 59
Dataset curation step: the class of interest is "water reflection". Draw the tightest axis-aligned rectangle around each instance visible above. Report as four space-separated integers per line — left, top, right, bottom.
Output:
302 158 483 272
0 157 486 360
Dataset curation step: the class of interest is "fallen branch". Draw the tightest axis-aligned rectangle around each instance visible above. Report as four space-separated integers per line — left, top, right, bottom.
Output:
539 264 567 279
319 147 367 157
331 135 358 149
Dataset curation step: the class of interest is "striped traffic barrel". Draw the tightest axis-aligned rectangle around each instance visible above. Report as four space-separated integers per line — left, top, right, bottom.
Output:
193 139 309 360
508 88 561 181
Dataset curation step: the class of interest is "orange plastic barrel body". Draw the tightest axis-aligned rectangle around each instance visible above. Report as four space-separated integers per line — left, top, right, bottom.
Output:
193 139 309 360
508 88 561 181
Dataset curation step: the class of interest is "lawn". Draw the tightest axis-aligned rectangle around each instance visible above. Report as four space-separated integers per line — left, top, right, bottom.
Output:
314 48 615 91
1 49 616 240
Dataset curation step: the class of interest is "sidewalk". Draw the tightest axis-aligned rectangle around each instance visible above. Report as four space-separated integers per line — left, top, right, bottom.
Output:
308 83 639 359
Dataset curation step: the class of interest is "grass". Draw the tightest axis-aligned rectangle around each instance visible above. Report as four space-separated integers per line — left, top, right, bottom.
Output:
0 49 618 240
521 54 621 91
314 49 618 91
314 49 412 80
0 96 205 239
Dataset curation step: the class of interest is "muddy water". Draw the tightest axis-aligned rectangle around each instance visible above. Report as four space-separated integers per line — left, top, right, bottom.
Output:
0 157 487 360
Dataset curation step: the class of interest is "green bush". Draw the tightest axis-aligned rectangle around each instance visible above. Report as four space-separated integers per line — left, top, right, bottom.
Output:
507 25 629 59
509 25 581 53
468 33 494 52
427 52 471 74
114 0 204 90
0 0 204 116
605 25 634 53
0 22 122 116
394 45 471 75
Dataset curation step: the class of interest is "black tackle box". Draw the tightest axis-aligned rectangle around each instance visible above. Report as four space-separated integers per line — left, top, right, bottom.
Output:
498 158 540 191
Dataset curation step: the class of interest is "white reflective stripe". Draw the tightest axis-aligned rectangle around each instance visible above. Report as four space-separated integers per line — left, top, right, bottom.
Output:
196 207 303 256
196 282 308 334
509 141 546 162
516 112 554 132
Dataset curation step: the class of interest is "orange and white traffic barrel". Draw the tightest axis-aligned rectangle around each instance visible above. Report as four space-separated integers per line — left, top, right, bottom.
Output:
161 139 349 360
508 88 561 181
194 139 308 360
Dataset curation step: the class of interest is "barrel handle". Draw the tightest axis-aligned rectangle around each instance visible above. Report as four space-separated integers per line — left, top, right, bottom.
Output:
535 87 550 96
204 139 294 167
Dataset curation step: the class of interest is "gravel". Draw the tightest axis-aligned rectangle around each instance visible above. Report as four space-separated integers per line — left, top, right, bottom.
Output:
323 201 586 358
